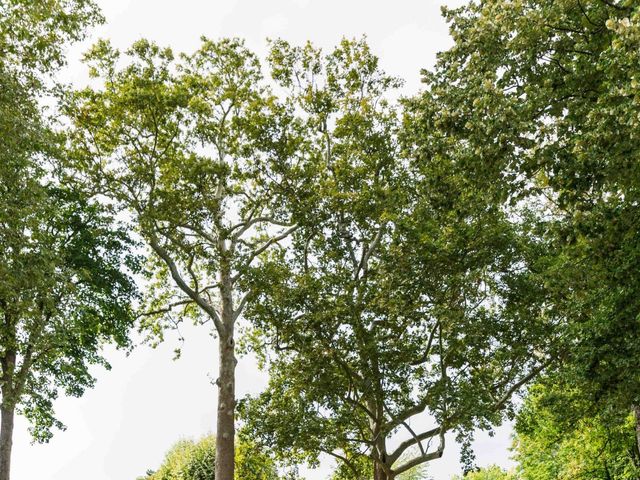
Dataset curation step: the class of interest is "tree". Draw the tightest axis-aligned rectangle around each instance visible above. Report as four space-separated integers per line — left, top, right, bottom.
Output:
1 2 139 480
67 37 300 480
451 465 516 480
452 465 518 480
411 0 640 451
0 0 102 79
239 39 552 480
513 381 640 480
137 435 282 480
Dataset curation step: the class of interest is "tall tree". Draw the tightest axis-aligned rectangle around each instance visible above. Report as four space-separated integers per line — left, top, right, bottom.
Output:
412 0 640 445
67 37 300 480
1 2 139 480
0 175 139 480
240 39 552 480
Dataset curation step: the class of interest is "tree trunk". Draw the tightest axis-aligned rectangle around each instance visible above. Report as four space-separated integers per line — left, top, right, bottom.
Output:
215 260 235 480
374 462 393 480
634 405 640 461
0 404 15 480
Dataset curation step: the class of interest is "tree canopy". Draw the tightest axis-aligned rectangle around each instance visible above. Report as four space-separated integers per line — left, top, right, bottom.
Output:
239 38 554 480
0 2 139 480
67 35 301 480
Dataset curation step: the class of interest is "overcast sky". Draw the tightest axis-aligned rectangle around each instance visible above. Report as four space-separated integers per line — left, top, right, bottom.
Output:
12 1 516 479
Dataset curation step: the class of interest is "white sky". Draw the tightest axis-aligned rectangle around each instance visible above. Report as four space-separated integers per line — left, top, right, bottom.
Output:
12 1 516 479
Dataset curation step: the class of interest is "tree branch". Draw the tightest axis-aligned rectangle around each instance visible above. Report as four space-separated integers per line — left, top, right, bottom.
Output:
391 427 445 476
232 224 299 281
148 234 225 334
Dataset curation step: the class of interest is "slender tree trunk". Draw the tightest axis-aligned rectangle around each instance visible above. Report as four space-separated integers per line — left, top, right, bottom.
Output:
215 258 235 480
634 405 640 461
0 404 15 480
374 462 391 480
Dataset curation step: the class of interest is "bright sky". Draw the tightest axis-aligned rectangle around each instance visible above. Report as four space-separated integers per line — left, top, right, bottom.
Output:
12 1 516 479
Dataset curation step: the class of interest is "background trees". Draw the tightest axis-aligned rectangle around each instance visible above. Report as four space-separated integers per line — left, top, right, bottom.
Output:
137 435 283 480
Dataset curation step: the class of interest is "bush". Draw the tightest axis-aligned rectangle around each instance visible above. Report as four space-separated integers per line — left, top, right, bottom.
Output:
139 435 280 480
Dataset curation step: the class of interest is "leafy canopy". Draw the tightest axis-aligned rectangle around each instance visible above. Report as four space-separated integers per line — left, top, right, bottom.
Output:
240 38 553 478
0 0 139 443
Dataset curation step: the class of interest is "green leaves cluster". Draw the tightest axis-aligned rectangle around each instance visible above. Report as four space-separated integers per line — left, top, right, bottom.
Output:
0 0 102 79
513 381 640 480
138 435 284 480
0 0 139 449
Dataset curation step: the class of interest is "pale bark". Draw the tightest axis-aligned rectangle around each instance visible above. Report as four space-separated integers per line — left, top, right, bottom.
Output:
0 404 14 480
374 462 391 480
215 257 235 480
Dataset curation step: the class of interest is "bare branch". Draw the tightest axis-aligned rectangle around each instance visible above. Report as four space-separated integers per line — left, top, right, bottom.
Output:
410 321 440 366
148 234 225 334
233 292 251 322
137 298 194 318
388 426 441 464
492 360 549 410
356 225 385 280
391 428 445 476
230 216 295 241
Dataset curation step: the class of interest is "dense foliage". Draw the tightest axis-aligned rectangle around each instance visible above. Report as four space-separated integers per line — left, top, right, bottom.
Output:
513 381 640 479
239 38 553 479
0 2 139 480
413 0 640 416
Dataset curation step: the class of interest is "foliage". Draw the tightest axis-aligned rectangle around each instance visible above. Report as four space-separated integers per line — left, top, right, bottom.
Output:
138 435 281 480
513 381 640 480
412 0 640 417
240 38 552 479
0 0 102 79
0 181 140 440
0 0 139 446
451 465 515 480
